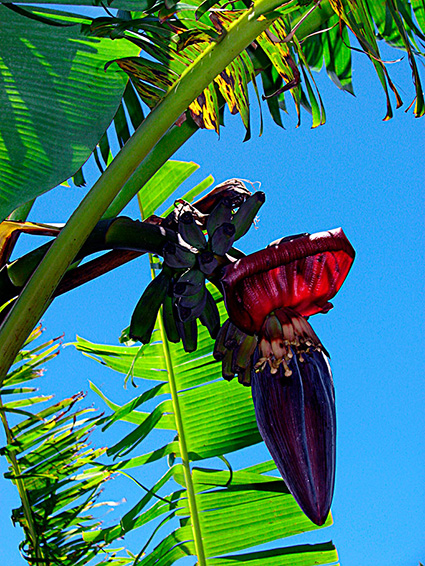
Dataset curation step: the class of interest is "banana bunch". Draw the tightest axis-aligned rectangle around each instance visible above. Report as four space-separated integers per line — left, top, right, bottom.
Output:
213 319 258 386
128 190 265 352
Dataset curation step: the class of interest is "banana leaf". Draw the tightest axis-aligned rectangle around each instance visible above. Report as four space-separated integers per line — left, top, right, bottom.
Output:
0 5 140 220
0 326 117 565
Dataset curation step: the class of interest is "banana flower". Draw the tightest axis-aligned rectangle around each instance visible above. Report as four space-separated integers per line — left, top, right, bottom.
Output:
216 228 355 525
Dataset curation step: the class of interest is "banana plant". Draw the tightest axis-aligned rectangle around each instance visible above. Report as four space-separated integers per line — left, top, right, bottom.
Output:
0 161 349 563
1 0 425 386
0 1 424 562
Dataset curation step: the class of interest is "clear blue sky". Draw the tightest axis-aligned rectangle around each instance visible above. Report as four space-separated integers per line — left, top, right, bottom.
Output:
1 39 424 566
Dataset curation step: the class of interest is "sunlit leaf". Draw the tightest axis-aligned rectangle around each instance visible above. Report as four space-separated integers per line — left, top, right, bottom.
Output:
0 6 140 220
137 160 200 219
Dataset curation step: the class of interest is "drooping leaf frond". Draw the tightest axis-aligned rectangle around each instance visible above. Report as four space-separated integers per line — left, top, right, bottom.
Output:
0 326 114 565
82 0 425 138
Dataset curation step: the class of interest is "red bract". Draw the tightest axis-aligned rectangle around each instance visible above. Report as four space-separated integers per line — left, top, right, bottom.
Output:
221 228 355 335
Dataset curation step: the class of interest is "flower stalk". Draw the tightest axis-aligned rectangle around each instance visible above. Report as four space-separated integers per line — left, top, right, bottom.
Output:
0 217 177 309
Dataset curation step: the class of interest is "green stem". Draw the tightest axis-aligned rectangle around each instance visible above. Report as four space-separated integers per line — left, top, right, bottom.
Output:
158 308 207 565
0 217 178 325
0 0 290 384
5 217 175 290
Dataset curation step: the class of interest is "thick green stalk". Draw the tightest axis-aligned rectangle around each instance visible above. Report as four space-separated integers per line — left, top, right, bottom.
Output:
5 218 175 291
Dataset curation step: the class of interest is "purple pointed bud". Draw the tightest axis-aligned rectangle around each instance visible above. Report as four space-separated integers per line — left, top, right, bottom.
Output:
251 348 336 526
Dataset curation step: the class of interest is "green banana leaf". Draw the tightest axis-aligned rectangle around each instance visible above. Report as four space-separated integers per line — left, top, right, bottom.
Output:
0 5 140 220
74 284 338 566
137 159 200 219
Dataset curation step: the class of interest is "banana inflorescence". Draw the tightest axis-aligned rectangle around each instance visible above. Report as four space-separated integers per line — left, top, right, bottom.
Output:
125 183 356 530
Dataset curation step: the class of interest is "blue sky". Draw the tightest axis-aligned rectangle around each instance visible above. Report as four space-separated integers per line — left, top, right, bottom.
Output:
1 35 424 566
